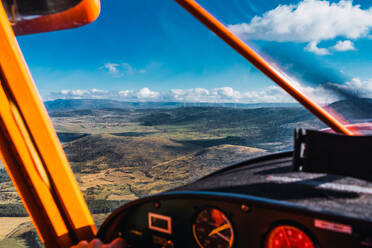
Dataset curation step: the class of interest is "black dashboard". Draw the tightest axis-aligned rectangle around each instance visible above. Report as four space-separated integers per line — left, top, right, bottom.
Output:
98 152 372 248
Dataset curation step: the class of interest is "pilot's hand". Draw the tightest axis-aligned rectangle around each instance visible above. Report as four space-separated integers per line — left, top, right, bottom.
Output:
71 238 126 248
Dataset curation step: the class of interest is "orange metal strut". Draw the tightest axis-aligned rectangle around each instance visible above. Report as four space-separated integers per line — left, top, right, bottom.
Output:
175 0 355 136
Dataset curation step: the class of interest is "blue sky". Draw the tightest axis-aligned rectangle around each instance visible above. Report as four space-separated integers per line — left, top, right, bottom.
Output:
16 0 372 103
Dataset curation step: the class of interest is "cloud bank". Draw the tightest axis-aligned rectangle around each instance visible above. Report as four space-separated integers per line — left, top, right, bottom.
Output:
47 79 372 104
49 86 291 103
305 41 330 55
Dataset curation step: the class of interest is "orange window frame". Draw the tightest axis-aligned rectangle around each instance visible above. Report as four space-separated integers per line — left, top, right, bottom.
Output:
0 2 97 247
12 0 101 35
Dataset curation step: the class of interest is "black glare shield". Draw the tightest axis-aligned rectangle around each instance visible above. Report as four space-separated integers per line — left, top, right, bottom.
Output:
293 129 372 182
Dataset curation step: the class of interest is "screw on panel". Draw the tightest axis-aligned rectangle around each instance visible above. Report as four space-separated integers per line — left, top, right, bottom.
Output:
162 240 174 248
241 204 250 212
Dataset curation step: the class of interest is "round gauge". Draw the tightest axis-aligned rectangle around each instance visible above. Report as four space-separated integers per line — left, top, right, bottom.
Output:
193 208 234 248
265 225 315 248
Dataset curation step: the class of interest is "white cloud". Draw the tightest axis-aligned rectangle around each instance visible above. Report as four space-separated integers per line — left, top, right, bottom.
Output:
50 89 111 99
118 90 132 97
305 41 330 55
137 88 160 99
332 40 356 51
91 88 108 94
228 0 372 43
103 63 120 74
100 62 146 77
228 0 372 55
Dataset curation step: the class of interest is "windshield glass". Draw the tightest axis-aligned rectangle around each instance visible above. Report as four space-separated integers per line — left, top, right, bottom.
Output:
196 0 372 132
2 0 372 246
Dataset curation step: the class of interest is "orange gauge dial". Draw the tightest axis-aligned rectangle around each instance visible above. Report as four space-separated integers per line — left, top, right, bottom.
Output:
193 208 234 248
265 225 315 248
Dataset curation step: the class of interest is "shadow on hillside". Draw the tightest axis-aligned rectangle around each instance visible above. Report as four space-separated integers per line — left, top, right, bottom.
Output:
179 136 292 152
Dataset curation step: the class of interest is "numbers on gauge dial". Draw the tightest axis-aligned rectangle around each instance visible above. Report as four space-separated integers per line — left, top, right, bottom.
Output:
193 208 234 248
265 225 315 248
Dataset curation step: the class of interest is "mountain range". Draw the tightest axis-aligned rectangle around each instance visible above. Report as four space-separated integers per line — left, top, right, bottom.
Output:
44 99 300 112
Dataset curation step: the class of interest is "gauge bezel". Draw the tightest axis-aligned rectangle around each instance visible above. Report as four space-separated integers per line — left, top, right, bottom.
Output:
192 207 235 248
263 221 319 248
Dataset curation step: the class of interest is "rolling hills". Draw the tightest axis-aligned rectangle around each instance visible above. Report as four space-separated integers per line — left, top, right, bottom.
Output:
48 102 323 202
0 101 317 207
0 99 326 208
65 134 266 200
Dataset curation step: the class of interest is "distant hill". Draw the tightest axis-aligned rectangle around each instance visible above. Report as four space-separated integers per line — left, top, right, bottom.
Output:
45 98 372 120
150 144 266 183
63 134 265 175
44 99 299 112
137 106 313 127
44 99 137 112
328 98 372 120
63 134 201 173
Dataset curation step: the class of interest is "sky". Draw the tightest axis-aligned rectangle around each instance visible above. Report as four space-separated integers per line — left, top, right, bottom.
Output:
16 0 372 103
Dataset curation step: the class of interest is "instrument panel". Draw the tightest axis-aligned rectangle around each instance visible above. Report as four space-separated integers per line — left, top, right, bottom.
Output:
98 191 372 248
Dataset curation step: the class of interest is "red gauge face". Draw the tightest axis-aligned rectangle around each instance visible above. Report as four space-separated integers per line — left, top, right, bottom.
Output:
265 225 315 248
193 208 234 248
